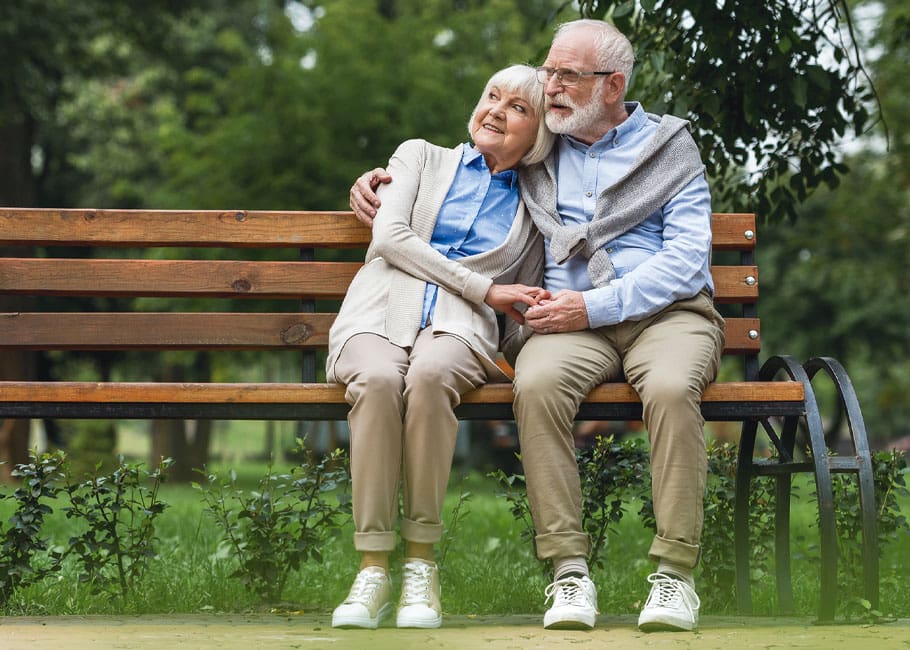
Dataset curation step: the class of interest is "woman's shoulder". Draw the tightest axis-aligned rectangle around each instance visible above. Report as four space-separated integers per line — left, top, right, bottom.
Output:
393 138 463 161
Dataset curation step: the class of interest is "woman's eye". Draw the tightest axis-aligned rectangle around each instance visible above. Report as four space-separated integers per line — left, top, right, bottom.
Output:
513 104 527 113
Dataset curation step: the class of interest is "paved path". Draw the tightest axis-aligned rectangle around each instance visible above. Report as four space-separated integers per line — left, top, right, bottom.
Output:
1 613 908 649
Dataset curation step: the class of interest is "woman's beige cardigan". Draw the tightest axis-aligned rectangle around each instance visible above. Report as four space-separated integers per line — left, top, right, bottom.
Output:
326 139 545 383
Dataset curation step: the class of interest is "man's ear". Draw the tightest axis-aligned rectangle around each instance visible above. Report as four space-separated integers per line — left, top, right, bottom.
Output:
604 72 627 103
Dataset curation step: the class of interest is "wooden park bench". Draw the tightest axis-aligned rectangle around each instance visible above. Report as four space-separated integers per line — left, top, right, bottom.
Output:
0 207 876 620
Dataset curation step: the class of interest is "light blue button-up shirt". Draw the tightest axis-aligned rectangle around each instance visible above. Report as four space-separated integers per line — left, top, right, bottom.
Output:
545 103 714 328
421 146 520 326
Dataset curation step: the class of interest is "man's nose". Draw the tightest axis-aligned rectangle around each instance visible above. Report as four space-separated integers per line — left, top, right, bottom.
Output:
544 75 563 94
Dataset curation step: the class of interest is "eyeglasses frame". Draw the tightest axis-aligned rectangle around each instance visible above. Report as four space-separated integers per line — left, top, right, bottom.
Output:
535 66 617 86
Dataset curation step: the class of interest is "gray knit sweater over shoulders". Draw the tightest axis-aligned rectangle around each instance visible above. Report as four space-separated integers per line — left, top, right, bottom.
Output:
519 111 706 287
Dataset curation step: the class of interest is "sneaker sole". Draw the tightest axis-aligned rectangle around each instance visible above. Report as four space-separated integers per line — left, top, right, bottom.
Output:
396 615 442 629
638 621 697 633
544 619 595 630
543 611 596 630
332 602 393 629
637 613 697 633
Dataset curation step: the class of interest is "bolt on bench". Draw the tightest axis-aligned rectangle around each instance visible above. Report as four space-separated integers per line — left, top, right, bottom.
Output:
0 207 876 620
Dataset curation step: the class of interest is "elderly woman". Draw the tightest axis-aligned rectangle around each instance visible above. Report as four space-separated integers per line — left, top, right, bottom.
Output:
329 64 554 630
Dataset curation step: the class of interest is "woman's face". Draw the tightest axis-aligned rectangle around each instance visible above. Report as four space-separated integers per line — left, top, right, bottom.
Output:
470 85 538 174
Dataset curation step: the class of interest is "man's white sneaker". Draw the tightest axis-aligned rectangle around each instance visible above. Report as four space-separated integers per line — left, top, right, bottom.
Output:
637 572 700 632
331 567 393 629
396 558 442 628
543 574 599 630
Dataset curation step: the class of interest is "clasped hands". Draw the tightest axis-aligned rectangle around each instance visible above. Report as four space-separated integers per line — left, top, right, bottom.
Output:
351 170 590 334
485 285 590 334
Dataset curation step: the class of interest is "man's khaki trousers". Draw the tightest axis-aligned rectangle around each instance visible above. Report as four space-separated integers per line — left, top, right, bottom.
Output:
512 291 725 569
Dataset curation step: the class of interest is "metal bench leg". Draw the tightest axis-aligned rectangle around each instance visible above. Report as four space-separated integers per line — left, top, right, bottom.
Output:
800 371 838 621
753 355 836 618
735 417 758 614
805 356 879 610
773 412 801 615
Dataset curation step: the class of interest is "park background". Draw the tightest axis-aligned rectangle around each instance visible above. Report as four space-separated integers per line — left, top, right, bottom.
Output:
0 0 908 625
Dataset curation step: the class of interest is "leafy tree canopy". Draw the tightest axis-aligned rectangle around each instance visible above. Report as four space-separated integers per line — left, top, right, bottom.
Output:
18 0 878 219
577 0 878 221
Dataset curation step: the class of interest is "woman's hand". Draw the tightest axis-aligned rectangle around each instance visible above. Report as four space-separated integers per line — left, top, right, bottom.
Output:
485 284 551 324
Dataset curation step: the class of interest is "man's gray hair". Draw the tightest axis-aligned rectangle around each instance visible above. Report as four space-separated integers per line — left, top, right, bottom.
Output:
554 19 635 95
467 64 556 167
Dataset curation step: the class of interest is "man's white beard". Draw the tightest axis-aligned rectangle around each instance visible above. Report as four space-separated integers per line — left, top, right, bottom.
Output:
545 83 606 136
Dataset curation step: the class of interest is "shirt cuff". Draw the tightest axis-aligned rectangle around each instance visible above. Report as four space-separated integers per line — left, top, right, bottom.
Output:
583 285 620 329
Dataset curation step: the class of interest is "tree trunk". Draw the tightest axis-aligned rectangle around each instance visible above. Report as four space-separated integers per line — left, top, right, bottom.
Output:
0 109 38 481
149 359 212 482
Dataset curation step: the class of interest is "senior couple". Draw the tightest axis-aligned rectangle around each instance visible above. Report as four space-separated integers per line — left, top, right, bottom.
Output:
327 18 724 633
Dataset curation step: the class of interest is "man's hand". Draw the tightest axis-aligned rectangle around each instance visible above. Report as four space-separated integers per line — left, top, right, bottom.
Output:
524 290 590 333
485 284 551 324
349 168 391 227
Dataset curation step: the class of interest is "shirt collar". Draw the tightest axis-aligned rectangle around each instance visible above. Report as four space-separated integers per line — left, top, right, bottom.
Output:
560 101 648 151
464 144 519 189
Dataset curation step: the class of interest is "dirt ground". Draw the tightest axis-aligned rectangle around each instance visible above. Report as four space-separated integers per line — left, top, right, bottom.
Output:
1 613 908 650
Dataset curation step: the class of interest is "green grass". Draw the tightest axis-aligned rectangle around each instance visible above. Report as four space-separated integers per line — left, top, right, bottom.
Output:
1 467 908 620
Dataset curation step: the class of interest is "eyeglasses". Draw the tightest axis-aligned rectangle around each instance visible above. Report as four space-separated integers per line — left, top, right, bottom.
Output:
535 66 616 86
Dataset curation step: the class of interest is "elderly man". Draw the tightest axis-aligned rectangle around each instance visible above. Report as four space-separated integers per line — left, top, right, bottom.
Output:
349 19 724 634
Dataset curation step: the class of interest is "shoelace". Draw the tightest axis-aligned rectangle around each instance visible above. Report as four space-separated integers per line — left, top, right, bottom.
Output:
400 562 434 606
345 570 386 604
545 576 590 607
644 573 701 610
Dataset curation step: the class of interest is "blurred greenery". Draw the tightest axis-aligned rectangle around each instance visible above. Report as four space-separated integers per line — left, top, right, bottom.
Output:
1 0 907 460
1 468 907 618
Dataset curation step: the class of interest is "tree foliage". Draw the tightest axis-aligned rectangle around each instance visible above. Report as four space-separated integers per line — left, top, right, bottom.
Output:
758 0 910 442
576 0 876 221
6 0 877 218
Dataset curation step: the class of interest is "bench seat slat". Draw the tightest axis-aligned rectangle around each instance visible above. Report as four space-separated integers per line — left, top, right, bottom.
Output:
0 380 803 404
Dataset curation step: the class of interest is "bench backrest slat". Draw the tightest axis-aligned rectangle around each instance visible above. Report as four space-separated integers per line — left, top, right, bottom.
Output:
0 313 333 350
0 209 371 247
0 258 360 299
0 258 757 303
0 313 760 354
0 210 753 250
0 209 761 365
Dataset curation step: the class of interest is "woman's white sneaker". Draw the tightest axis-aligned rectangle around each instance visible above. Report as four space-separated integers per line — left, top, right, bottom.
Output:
543 574 599 630
396 558 442 628
637 572 700 632
332 567 393 629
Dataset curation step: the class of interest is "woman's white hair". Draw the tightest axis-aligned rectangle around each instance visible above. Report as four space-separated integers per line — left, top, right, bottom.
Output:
467 64 555 167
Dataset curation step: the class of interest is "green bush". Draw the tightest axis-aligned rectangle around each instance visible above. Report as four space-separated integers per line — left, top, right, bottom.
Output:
62 456 172 600
193 443 351 603
0 450 66 606
491 435 908 618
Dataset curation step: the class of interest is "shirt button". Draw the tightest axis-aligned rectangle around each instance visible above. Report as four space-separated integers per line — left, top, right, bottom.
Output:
589 152 596 158
613 138 620 145
607 248 614 253
585 191 593 197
